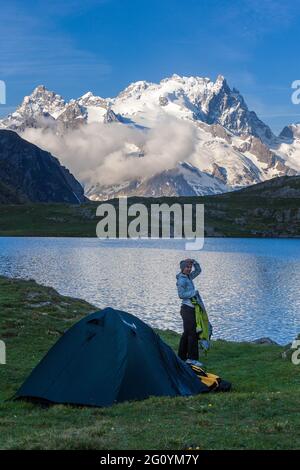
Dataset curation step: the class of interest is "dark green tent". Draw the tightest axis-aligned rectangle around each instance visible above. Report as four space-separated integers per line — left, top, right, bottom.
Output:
16 307 218 407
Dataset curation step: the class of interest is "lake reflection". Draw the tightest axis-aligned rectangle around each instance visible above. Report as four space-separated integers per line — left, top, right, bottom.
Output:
0 237 299 344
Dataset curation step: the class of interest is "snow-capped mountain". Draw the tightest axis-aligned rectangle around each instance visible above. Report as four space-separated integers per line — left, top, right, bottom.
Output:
0 75 299 199
86 162 229 200
0 85 65 131
111 74 274 142
0 86 121 133
274 124 300 173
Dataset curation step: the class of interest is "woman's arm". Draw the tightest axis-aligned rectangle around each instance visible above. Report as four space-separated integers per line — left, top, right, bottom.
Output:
190 260 201 279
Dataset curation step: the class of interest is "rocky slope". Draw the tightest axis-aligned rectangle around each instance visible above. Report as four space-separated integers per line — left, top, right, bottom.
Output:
236 174 300 198
86 162 229 200
0 130 85 204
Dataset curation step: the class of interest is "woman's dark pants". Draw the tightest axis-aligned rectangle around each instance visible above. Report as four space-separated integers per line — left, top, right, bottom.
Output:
178 304 199 361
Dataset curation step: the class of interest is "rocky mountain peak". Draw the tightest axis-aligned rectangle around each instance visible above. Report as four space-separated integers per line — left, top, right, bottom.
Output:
214 74 227 88
279 124 300 140
23 85 65 111
117 80 152 100
78 91 108 108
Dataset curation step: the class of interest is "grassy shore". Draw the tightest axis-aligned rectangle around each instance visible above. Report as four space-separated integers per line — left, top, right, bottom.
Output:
0 276 299 450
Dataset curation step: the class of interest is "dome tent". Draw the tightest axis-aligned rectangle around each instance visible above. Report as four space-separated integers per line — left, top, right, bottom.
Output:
16 308 226 407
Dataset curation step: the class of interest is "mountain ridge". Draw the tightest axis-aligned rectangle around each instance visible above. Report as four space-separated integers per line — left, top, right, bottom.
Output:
1 74 299 199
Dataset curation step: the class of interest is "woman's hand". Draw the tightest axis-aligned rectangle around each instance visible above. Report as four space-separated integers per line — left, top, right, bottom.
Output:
186 258 194 264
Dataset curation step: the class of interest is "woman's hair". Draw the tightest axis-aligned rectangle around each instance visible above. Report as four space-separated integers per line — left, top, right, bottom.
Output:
180 259 189 271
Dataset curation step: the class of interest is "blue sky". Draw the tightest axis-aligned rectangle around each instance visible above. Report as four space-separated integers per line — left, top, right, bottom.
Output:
0 0 300 133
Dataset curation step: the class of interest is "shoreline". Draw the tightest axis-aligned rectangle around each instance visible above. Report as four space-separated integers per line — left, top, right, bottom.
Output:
0 275 299 450
0 274 297 347
1 234 300 239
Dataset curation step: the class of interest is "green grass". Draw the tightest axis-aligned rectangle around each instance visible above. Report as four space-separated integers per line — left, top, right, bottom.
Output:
0 191 299 238
0 203 98 237
0 276 299 450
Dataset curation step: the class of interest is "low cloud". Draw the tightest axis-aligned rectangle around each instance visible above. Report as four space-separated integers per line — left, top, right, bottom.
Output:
21 117 197 189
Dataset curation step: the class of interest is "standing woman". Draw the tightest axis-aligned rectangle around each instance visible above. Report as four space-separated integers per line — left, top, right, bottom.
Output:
176 258 206 367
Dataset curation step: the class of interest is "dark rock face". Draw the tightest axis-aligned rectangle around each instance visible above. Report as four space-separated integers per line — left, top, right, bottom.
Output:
159 96 169 106
56 101 87 133
211 163 228 183
0 130 85 204
279 126 295 141
209 124 232 143
103 108 120 123
204 76 274 141
252 338 279 345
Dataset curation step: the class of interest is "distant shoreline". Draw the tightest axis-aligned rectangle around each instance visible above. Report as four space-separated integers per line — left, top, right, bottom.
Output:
1 234 300 239
0 192 299 238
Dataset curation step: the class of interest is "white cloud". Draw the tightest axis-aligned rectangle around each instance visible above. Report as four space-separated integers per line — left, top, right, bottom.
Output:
21 117 197 187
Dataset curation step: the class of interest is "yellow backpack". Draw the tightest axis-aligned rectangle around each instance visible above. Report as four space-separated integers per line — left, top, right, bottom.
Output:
189 364 231 392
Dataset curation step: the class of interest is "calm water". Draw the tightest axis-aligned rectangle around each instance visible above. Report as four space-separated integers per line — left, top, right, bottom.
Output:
0 237 299 344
